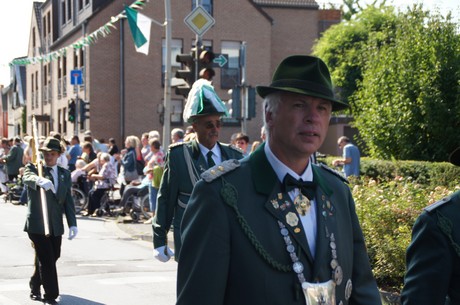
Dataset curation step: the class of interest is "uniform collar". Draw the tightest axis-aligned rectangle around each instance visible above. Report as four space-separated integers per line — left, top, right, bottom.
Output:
264 140 313 183
250 142 332 197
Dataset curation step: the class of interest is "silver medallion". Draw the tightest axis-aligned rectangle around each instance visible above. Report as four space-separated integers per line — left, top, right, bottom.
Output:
293 261 304 273
334 265 343 286
345 279 352 300
286 212 299 227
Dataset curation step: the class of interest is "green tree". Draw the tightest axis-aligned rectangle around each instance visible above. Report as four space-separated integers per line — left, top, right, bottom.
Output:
313 5 397 105
352 7 460 161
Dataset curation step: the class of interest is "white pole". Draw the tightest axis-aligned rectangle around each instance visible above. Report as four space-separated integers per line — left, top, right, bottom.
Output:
162 0 172 148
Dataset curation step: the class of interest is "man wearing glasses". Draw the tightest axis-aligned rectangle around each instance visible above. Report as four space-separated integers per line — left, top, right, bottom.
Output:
152 80 243 262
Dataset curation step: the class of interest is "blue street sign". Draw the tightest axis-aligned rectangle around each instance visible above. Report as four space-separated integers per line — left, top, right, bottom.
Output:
70 69 83 85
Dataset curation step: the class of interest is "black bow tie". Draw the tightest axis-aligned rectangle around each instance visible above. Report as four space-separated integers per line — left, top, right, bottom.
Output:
283 174 316 200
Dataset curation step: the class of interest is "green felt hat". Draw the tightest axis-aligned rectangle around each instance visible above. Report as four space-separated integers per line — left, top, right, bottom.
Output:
256 55 348 111
39 137 62 153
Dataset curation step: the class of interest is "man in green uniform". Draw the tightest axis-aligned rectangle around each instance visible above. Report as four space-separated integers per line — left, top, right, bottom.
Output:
1 137 24 181
401 147 460 305
152 79 243 262
23 137 77 304
177 56 381 305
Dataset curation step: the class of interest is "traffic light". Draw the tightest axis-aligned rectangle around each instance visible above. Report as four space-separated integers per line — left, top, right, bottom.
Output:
198 48 215 81
175 51 196 97
227 87 241 119
68 100 76 122
80 100 90 121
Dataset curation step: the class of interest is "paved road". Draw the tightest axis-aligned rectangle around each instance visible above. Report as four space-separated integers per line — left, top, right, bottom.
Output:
0 199 177 305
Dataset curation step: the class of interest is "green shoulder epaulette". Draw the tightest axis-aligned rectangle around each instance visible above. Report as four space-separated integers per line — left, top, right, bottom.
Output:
318 163 349 184
168 141 186 150
201 159 241 182
425 196 451 213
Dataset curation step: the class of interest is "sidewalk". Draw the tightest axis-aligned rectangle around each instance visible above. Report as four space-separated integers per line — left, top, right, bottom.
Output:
114 217 175 251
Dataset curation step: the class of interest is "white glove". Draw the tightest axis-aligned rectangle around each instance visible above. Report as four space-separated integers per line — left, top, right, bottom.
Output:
68 226 78 240
153 246 174 262
36 177 56 193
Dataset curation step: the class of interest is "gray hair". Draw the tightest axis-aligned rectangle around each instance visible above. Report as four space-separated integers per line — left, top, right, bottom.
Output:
262 92 283 139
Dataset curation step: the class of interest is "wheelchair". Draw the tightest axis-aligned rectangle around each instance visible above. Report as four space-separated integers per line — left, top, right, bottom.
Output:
94 185 121 217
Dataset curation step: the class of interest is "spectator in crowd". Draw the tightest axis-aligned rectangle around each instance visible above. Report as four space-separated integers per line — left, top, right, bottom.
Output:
140 133 151 160
250 140 261 154
22 136 34 165
233 132 250 157
400 147 460 305
176 55 381 305
83 152 117 217
79 142 97 164
83 130 108 153
67 136 82 171
1 137 24 181
143 138 165 224
183 126 196 142
171 128 185 144
153 79 244 263
23 137 77 305
332 136 361 178
108 138 119 156
0 138 9 192
117 135 140 196
71 159 87 184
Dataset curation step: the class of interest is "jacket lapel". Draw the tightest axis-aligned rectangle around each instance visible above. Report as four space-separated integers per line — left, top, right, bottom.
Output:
311 165 338 280
250 144 314 264
190 140 208 173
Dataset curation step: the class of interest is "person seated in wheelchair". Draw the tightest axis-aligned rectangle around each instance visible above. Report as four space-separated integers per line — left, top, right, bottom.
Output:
118 174 150 214
71 159 88 191
82 153 117 216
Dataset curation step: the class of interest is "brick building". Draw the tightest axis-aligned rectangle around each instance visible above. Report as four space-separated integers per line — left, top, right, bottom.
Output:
22 0 342 151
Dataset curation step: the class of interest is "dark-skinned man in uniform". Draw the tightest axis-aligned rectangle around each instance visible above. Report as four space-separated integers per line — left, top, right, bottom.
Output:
152 79 243 262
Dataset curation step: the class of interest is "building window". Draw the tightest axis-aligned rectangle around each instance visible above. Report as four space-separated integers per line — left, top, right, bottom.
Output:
66 0 72 22
170 99 183 124
220 41 240 89
61 0 66 25
192 0 213 15
162 39 183 87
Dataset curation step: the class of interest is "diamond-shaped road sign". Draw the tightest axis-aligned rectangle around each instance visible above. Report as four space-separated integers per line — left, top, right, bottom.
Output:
184 6 215 37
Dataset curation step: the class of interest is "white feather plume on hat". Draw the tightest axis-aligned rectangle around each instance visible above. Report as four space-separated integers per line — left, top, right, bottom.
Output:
183 79 228 123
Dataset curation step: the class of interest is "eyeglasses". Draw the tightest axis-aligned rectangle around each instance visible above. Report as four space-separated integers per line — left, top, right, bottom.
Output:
202 120 222 129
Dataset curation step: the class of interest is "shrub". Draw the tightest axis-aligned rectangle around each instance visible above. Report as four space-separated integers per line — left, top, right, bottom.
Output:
320 156 460 292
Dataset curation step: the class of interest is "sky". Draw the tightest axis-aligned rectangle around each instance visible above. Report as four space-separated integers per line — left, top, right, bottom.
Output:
0 0 459 86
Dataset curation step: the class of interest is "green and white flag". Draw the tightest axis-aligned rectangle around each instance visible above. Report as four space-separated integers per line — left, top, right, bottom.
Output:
125 6 152 55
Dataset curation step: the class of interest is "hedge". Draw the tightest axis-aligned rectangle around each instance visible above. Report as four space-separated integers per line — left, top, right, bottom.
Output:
319 156 460 293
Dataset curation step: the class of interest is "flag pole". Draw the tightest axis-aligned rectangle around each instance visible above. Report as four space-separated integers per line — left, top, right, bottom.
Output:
162 0 172 148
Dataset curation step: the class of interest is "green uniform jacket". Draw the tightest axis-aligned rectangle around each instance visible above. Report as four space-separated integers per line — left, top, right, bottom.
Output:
4 144 24 176
153 140 243 259
401 190 460 305
177 143 381 305
23 163 77 236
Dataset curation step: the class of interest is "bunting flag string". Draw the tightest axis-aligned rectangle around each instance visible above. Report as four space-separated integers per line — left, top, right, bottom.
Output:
9 0 157 67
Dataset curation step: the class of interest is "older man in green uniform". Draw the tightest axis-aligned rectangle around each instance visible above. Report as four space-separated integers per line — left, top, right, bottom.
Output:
23 137 77 304
152 79 243 262
177 56 381 305
401 147 460 305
